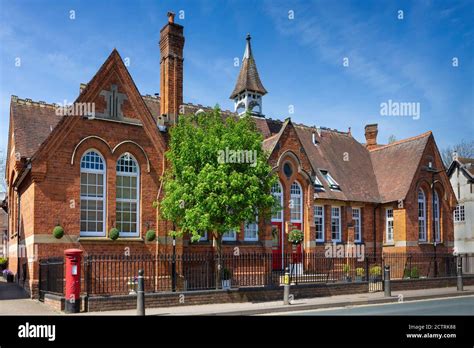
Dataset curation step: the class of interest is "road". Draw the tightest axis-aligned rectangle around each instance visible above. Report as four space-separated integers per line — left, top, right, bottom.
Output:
281 295 474 315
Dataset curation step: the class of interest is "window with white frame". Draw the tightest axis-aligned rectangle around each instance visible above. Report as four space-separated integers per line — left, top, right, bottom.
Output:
222 229 237 241
199 231 208 241
454 205 465 222
434 192 440 242
116 153 140 237
386 208 394 243
331 206 341 242
314 205 324 242
271 181 283 221
320 170 340 190
80 150 106 236
418 189 427 241
313 175 324 191
290 181 302 222
244 218 258 241
352 207 361 243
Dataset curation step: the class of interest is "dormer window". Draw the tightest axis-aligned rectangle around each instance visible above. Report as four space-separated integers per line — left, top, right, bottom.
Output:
312 175 325 192
320 170 340 190
312 132 318 145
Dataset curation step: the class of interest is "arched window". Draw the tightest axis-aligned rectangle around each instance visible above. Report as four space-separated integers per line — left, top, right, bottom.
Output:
116 153 140 237
80 150 106 236
434 191 440 242
418 189 427 241
290 181 302 222
271 181 283 221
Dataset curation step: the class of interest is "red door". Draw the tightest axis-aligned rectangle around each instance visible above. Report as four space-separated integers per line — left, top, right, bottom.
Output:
271 222 284 270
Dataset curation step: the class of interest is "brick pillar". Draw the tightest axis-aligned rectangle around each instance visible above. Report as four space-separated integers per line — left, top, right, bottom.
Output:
159 11 185 126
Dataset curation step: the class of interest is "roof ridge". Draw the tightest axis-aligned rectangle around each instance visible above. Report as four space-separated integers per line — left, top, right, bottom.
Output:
11 95 58 108
370 131 432 152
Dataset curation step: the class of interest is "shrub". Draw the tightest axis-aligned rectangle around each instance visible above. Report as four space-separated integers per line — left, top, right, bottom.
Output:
109 228 120 240
403 268 411 278
52 225 64 239
0 258 7 266
410 267 420 279
369 265 382 276
343 264 351 274
356 267 365 277
146 229 156 242
288 229 304 245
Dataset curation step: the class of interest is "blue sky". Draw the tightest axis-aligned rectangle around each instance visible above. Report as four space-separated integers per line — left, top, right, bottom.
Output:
0 0 472 154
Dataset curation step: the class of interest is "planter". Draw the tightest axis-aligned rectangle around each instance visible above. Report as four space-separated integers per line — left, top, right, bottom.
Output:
6 274 14 283
370 276 382 283
221 279 231 290
355 276 364 282
344 276 352 283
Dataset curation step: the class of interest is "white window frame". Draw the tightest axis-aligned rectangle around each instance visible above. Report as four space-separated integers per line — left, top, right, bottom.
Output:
331 206 341 242
418 189 427 241
386 208 394 243
244 217 258 241
314 205 324 242
454 205 465 222
80 149 106 237
222 229 237 241
271 181 283 222
199 231 208 241
290 181 302 223
320 170 340 190
352 207 362 243
116 153 140 238
434 192 440 242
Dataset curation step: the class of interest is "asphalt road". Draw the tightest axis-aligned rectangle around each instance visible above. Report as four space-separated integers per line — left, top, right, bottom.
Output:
283 295 474 316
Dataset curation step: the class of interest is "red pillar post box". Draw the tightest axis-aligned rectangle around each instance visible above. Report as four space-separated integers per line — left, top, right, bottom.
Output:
64 248 83 313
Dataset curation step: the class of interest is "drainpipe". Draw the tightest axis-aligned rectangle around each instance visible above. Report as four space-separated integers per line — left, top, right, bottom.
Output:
373 203 380 261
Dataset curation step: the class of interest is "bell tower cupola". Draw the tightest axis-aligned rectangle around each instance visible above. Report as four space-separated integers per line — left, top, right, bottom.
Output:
230 34 267 117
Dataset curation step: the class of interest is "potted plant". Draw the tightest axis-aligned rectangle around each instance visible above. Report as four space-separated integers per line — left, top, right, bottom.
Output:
221 268 232 290
127 276 138 294
288 229 304 245
145 229 156 242
52 225 64 239
369 265 382 282
3 269 14 283
343 264 352 282
0 258 8 272
355 267 365 282
109 227 120 240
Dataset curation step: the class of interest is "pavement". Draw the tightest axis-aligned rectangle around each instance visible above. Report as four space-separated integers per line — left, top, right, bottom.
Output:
1 277 473 316
0 278 61 315
77 285 474 316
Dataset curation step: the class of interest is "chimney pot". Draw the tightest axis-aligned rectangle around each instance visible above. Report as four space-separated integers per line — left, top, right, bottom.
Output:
167 11 175 23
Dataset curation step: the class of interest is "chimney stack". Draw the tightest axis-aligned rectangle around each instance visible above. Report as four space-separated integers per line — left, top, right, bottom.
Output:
159 11 184 126
364 124 378 150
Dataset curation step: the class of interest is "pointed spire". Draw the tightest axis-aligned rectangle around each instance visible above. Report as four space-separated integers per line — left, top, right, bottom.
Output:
230 34 267 99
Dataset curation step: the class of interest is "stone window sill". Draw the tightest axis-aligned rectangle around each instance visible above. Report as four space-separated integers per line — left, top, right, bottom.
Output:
78 237 144 243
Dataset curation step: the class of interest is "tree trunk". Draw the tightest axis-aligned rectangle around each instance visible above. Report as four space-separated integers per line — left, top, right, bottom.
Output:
214 233 222 290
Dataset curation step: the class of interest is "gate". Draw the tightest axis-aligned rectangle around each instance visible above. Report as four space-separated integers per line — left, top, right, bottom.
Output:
38 258 64 300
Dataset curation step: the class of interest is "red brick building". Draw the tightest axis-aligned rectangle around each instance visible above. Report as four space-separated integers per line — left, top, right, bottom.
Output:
4 13 456 297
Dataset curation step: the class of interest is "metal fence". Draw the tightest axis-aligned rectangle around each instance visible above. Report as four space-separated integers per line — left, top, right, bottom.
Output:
38 252 471 298
38 257 64 300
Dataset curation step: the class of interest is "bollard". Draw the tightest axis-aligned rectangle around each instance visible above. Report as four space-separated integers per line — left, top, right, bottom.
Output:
137 269 145 316
457 256 463 292
384 265 391 297
283 267 290 305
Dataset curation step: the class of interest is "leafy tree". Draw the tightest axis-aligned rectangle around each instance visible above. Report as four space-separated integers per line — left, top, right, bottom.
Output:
441 139 474 168
159 107 277 286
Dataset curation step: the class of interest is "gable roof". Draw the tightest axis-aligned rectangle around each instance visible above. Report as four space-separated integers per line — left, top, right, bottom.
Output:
370 132 431 203
295 125 381 203
447 156 474 180
229 35 267 99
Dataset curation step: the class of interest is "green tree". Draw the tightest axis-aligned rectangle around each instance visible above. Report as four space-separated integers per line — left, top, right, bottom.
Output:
159 108 277 286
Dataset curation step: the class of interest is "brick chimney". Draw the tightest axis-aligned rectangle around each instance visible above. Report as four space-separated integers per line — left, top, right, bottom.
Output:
159 11 184 126
364 124 378 150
